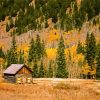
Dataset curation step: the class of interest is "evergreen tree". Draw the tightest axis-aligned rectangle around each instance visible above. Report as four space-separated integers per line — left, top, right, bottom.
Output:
56 36 68 78
85 33 96 69
6 23 10 32
35 34 42 60
41 40 46 58
9 18 14 28
47 60 53 78
6 36 18 66
18 50 24 64
28 38 36 63
32 61 38 78
6 50 11 67
77 41 83 54
38 60 44 78
0 47 5 58
96 43 100 79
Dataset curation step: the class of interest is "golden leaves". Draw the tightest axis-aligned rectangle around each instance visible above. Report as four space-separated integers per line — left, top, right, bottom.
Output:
46 48 57 60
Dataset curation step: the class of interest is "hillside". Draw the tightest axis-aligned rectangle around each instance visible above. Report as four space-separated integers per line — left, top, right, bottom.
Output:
0 0 100 79
0 0 100 50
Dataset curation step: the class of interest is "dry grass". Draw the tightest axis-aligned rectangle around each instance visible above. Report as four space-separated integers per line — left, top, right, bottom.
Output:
0 78 100 100
54 83 80 90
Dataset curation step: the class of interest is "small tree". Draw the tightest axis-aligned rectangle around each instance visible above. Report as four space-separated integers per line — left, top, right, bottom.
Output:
96 43 100 79
47 61 53 78
85 33 96 69
77 41 84 54
56 36 68 78
6 36 18 67
38 60 44 78
9 18 14 28
28 38 36 63
18 50 24 64
0 47 5 58
33 61 38 78
35 34 42 60
6 23 10 32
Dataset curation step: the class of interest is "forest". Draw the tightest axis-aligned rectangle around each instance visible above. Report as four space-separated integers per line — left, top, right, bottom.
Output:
0 33 100 79
0 0 100 79
0 0 99 35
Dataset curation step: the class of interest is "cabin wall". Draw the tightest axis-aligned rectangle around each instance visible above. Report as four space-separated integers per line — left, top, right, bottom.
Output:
4 75 16 83
17 67 32 74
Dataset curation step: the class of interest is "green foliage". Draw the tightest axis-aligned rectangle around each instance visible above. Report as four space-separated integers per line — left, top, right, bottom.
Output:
0 0 99 35
18 50 24 64
77 41 84 54
9 18 14 29
28 35 46 64
38 60 45 78
6 36 18 67
28 38 37 63
85 33 96 69
96 43 100 79
35 34 42 60
0 47 5 58
80 0 100 21
46 60 53 78
6 23 10 32
56 36 68 78
32 61 38 78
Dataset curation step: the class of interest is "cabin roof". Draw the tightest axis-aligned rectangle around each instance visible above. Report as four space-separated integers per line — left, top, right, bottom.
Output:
3 64 31 75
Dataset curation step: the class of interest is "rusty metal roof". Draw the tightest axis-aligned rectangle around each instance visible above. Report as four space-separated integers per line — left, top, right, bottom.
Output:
3 64 24 75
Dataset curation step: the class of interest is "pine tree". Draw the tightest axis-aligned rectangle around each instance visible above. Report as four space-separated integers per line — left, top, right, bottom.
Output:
28 38 36 63
6 50 11 67
11 35 18 63
6 23 10 32
77 41 83 54
96 43 100 79
56 36 68 78
35 34 42 60
18 50 24 64
9 18 14 28
85 33 96 69
47 60 53 78
38 60 44 78
32 61 38 78
0 47 5 58
6 36 18 66
41 40 46 58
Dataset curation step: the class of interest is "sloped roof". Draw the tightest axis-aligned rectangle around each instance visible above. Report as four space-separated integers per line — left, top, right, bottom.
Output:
3 64 25 75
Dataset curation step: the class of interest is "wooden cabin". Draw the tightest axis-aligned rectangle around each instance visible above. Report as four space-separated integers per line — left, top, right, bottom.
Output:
3 64 32 83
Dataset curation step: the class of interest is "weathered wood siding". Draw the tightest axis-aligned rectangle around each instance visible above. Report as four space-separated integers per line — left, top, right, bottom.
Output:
17 67 32 74
4 75 16 83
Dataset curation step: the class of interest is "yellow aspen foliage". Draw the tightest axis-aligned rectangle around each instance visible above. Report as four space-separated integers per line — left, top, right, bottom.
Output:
46 48 57 60
17 43 29 52
82 64 91 75
17 43 29 57
65 46 84 63
91 69 96 75
0 58 4 65
47 29 60 43
0 44 5 50
74 54 84 63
